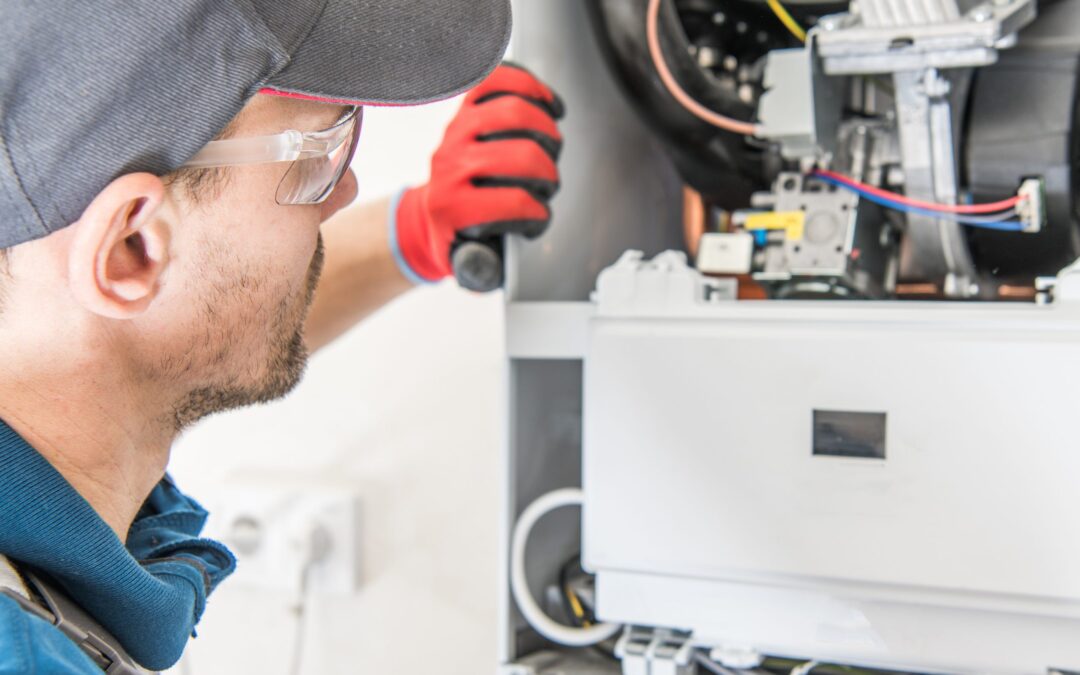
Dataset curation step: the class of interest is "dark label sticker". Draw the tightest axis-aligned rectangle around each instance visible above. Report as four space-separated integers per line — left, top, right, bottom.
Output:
813 410 886 459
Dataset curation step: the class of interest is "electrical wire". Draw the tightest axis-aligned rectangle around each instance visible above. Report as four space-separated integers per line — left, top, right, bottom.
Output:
694 652 745 675
557 556 621 661
766 0 808 42
288 558 315 675
510 488 622 647
289 524 331 675
646 0 759 136
811 172 1027 231
558 556 593 628
813 169 1025 215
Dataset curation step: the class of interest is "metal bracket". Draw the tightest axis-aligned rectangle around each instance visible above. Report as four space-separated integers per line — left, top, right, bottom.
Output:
893 68 977 293
615 627 695 675
815 0 1037 75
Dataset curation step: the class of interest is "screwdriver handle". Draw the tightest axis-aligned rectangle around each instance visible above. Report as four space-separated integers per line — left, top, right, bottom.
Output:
451 237 504 292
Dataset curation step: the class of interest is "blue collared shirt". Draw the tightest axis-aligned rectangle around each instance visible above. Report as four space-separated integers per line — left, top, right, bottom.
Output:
0 419 235 673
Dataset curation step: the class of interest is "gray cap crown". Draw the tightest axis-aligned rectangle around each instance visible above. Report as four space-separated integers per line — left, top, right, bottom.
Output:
0 0 512 248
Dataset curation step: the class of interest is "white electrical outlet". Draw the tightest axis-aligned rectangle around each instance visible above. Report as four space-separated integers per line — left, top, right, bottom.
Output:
202 481 362 594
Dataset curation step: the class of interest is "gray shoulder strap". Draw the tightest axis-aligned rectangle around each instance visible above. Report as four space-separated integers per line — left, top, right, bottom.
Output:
0 561 153 674
0 555 28 599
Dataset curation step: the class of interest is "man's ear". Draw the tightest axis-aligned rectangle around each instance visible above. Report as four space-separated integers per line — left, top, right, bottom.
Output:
68 173 171 319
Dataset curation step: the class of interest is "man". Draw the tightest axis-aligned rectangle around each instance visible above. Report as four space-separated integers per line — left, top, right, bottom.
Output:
0 0 562 672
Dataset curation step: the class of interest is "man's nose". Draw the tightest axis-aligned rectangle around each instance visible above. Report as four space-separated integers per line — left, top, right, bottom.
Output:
320 168 358 221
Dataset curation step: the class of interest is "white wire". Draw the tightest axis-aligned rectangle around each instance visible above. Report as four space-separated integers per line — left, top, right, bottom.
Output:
510 487 622 647
289 524 331 675
288 561 315 675
792 660 820 675
694 652 744 675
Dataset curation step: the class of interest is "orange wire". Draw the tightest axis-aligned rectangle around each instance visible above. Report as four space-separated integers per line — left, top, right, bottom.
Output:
646 0 758 136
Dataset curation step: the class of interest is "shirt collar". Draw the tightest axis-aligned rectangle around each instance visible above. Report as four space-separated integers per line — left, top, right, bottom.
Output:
0 418 234 671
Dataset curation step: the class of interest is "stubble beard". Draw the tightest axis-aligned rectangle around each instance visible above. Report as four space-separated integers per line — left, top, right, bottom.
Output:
170 235 325 431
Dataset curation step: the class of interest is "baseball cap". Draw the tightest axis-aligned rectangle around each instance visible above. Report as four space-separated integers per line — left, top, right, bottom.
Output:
0 0 512 248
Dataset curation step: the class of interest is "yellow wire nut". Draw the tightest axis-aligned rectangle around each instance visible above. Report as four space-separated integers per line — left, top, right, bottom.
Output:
766 0 808 42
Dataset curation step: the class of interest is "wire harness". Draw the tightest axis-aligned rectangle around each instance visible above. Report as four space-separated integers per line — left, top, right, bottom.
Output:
510 488 622 647
811 170 1029 231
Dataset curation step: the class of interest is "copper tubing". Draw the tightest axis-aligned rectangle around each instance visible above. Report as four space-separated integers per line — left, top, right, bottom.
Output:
895 283 941 297
897 283 1038 301
997 285 1038 300
646 0 759 136
683 186 706 260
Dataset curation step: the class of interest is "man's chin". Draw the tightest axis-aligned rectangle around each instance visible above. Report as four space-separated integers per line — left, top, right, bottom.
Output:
171 328 308 430
170 235 323 431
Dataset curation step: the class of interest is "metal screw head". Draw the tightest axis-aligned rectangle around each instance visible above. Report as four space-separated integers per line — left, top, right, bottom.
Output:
921 71 951 98
970 5 993 21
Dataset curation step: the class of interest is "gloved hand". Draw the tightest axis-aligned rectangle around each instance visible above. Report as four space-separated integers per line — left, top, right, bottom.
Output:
391 63 565 289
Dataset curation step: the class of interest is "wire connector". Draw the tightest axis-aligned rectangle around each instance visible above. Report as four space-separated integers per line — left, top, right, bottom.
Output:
1017 177 1046 233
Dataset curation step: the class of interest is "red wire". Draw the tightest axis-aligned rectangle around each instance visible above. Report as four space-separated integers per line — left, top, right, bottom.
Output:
813 169 1024 214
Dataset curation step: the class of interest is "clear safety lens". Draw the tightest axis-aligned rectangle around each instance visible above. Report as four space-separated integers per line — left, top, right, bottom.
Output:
275 107 363 205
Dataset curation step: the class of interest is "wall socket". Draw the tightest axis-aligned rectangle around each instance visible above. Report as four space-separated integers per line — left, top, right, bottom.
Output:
202 481 362 594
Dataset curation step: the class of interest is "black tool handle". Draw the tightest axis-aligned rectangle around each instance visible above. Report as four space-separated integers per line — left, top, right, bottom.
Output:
451 237 504 292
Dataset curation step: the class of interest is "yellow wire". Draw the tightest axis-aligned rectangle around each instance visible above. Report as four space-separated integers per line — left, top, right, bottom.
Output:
565 586 592 627
766 0 807 42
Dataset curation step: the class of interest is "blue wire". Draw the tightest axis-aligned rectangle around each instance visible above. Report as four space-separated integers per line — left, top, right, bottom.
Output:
812 174 1027 232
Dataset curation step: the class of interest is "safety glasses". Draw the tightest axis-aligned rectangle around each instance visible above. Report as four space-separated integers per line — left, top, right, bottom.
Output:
181 106 362 205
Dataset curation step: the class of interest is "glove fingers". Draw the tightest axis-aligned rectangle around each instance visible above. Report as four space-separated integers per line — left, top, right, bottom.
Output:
456 186 551 238
466 63 565 119
473 175 559 202
472 90 564 122
459 217 550 241
467 138 559 183
455 94 563 145
478 129 562 162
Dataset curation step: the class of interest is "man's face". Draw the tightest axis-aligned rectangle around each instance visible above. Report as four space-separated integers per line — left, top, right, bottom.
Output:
148 95 358 429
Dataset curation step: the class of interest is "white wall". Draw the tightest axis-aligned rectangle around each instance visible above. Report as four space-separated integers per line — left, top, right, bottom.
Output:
165 98 506 675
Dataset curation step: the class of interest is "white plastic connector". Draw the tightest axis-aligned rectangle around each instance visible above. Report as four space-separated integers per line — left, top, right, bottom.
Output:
1017 177 1046 233
697 232 754 275
708 645 764 669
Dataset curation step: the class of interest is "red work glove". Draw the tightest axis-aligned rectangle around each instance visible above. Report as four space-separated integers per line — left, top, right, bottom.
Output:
391 63 565 287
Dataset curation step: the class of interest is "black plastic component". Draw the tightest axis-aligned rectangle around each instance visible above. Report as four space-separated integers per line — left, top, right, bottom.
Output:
963 0 1080 279
586 0 848 206
452 238 504 292
585 0 778 207
813 410 887 460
